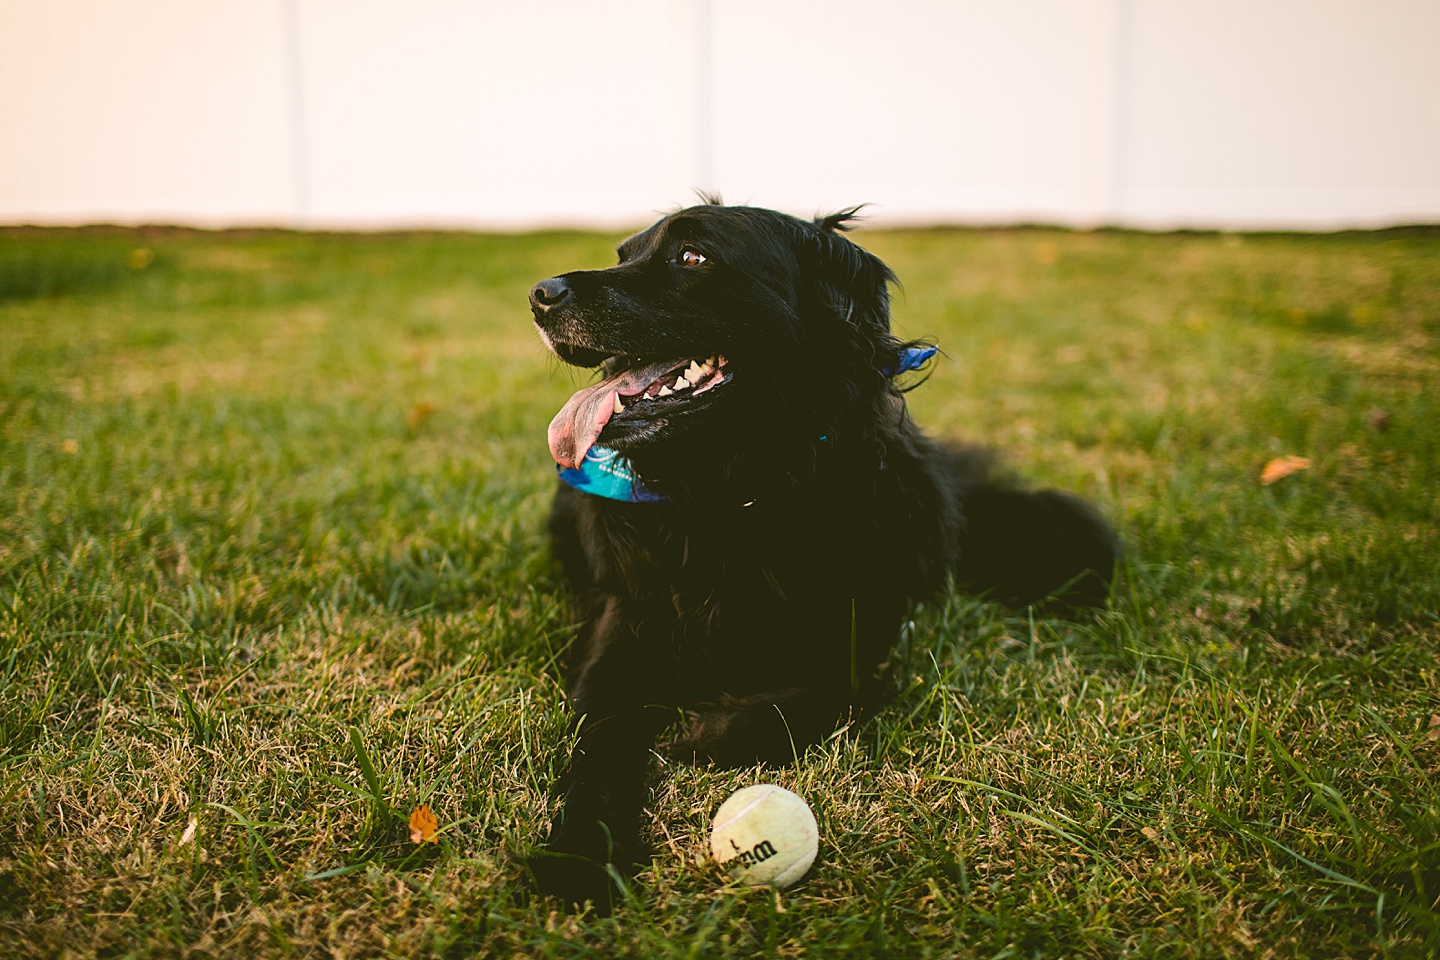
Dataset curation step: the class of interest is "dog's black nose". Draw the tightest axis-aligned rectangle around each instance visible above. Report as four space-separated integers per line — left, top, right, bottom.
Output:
530 277 571 314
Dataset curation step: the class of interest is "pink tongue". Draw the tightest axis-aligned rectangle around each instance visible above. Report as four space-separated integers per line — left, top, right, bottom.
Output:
547 359 680 469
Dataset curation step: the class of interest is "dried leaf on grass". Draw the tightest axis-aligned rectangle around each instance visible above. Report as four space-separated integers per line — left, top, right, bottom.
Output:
1260 455 1311 485
405 402 438 430
409 803 439 844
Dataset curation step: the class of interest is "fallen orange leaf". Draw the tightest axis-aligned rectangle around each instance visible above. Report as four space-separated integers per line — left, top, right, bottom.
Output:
405 401 438 430
1260 455 1311 485
409 803 439 844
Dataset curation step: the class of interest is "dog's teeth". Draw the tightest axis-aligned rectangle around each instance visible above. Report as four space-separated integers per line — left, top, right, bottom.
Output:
613 394 624 414
684 360 704 383
698 360 715 377
658 385 673 397
673 375 689 391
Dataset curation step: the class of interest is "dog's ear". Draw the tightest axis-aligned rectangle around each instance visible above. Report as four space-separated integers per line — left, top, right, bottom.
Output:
804 208 903 375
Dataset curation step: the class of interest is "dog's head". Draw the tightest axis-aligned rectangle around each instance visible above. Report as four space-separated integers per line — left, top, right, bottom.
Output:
531 201 920 471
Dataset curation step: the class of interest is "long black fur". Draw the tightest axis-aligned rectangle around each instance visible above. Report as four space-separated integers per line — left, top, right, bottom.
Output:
525 201 1118 910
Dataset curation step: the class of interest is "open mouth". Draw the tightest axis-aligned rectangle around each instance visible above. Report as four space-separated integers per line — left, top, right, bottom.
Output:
547 353 731 469
610 355 727 410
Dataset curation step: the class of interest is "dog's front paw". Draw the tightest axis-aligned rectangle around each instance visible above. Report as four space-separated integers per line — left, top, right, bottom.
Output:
525 815 645 914
668 696 819 767
526 849 623 915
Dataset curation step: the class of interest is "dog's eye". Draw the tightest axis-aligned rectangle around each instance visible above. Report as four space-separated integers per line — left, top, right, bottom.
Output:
678 247 707 268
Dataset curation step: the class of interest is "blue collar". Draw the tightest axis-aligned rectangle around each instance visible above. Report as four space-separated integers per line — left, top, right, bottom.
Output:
557 344 937 504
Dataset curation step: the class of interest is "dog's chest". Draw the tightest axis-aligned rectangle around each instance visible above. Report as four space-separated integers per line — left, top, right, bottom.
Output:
585 497 881 604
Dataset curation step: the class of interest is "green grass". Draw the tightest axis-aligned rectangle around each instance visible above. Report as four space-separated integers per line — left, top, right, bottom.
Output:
1 222 1437 958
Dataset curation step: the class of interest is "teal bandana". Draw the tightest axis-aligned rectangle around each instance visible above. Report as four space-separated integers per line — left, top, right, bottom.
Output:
557 344 937 504
556 445 668 504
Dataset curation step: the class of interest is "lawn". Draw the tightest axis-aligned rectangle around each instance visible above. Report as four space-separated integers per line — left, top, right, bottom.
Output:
0 221 1437 958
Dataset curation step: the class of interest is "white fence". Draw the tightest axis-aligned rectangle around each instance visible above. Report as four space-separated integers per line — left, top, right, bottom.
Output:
2 0 1438 231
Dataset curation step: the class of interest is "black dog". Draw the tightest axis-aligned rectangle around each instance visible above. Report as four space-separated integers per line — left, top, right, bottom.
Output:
526 200 1117 910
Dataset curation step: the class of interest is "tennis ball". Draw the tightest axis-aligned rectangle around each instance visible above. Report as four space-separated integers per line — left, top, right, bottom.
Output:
709 784 818 888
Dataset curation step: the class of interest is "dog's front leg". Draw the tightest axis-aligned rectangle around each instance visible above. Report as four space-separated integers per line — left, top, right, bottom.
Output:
528 710 667 911
527 597 672 912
